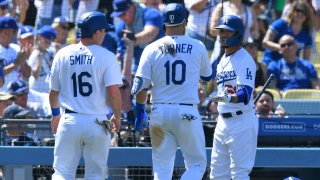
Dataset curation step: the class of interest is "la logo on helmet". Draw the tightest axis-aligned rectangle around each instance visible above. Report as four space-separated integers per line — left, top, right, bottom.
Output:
223 17 229 25
170 15 174 23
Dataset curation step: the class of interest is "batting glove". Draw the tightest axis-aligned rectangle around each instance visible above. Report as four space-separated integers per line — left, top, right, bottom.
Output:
210 94 232 102
134 103 148 131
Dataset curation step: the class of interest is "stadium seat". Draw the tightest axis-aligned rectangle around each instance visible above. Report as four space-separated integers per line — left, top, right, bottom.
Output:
282 89 320 99
255 88 281 100
274 99 320 115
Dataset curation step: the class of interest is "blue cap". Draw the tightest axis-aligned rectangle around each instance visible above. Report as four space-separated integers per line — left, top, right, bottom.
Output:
17 25 34 39
162 3 186 26
7 80 28 95
0 16 18 29
111 0 133 17
37 25 57 41
0 0 10 6
3 104 31 118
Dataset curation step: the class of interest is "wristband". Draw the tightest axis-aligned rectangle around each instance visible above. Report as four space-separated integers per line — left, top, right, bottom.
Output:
136 103 145 109
51 107 60 116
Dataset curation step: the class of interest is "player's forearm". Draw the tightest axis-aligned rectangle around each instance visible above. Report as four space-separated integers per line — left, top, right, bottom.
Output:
3 64 17 75
49 90 60 108
107 86 122 119
190 0 208 12
122 43 134 80
134 26 159 45
136 90 148 104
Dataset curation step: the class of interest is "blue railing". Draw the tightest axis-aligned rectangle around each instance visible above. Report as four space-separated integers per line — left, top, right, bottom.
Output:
1 147 320 168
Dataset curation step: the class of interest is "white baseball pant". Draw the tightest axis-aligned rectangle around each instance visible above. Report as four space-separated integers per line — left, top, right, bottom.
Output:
210 110 258 180
149 104 207 180
52 113 111 180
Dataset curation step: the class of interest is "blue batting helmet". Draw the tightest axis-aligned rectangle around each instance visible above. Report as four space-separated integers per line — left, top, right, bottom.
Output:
162 3 186 26
215 15 244 47
77 11 113 38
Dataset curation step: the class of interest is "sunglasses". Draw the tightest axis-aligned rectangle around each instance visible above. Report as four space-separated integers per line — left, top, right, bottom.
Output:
294 8 305 14
0 5 8 10
60 25 69 30
280 41 294 48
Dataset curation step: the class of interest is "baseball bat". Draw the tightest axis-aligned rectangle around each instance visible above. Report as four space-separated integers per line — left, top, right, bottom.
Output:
254 74 275 104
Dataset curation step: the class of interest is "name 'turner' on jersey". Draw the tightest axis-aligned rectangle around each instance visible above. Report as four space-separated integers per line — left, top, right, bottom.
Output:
69 55 93 65
159 43 193 55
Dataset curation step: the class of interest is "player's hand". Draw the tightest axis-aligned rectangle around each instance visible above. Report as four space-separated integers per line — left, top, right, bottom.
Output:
51 115 61 134
110 115 121 132
134 103 148 131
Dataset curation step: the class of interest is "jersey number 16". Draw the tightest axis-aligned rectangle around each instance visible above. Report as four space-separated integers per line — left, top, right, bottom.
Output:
71 72 93 97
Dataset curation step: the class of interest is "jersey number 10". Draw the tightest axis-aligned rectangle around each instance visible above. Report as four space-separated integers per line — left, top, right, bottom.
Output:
164 60 186 85
71 72 93 97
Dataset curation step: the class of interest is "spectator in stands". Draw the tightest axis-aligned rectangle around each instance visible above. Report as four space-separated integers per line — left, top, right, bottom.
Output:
34 0 71 29
7 79 49 117
75 0 100 24
243 41 268 88
0 0 11 17
3 104 37 146
28 25 56 94
142 0 166 11
17 25 35 53
185 0 218 51
0 91 14 116
262 1 314 65
101 29 118 55
0 16 32 92
268 34 319 93
50 16 74 55
16 25 35 81
255 90 286 118
111 0 164 74
12 0 29 24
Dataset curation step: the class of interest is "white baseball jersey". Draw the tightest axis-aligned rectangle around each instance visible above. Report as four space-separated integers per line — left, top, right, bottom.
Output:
50 44 122 115
136 35 212 104
0 43 21 92
216 47 256 113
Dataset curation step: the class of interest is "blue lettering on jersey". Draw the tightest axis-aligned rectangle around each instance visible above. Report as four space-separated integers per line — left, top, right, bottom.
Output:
246 68 253 80
159 43 193 55
216 70 236 85
69 55 93 65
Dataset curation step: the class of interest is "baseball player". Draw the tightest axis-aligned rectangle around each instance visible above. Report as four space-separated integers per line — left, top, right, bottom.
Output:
131 3 212 179
210 15 258 180
49 11 122 179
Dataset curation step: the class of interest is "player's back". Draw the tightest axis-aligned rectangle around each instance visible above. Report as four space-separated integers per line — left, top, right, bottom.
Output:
51 44 121 115
139 35 211 104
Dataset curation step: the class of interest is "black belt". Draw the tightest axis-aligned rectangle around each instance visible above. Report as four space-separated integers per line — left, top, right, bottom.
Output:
65 109 77 113
155 103 193 106
221 110 243 118
179 103 193 106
